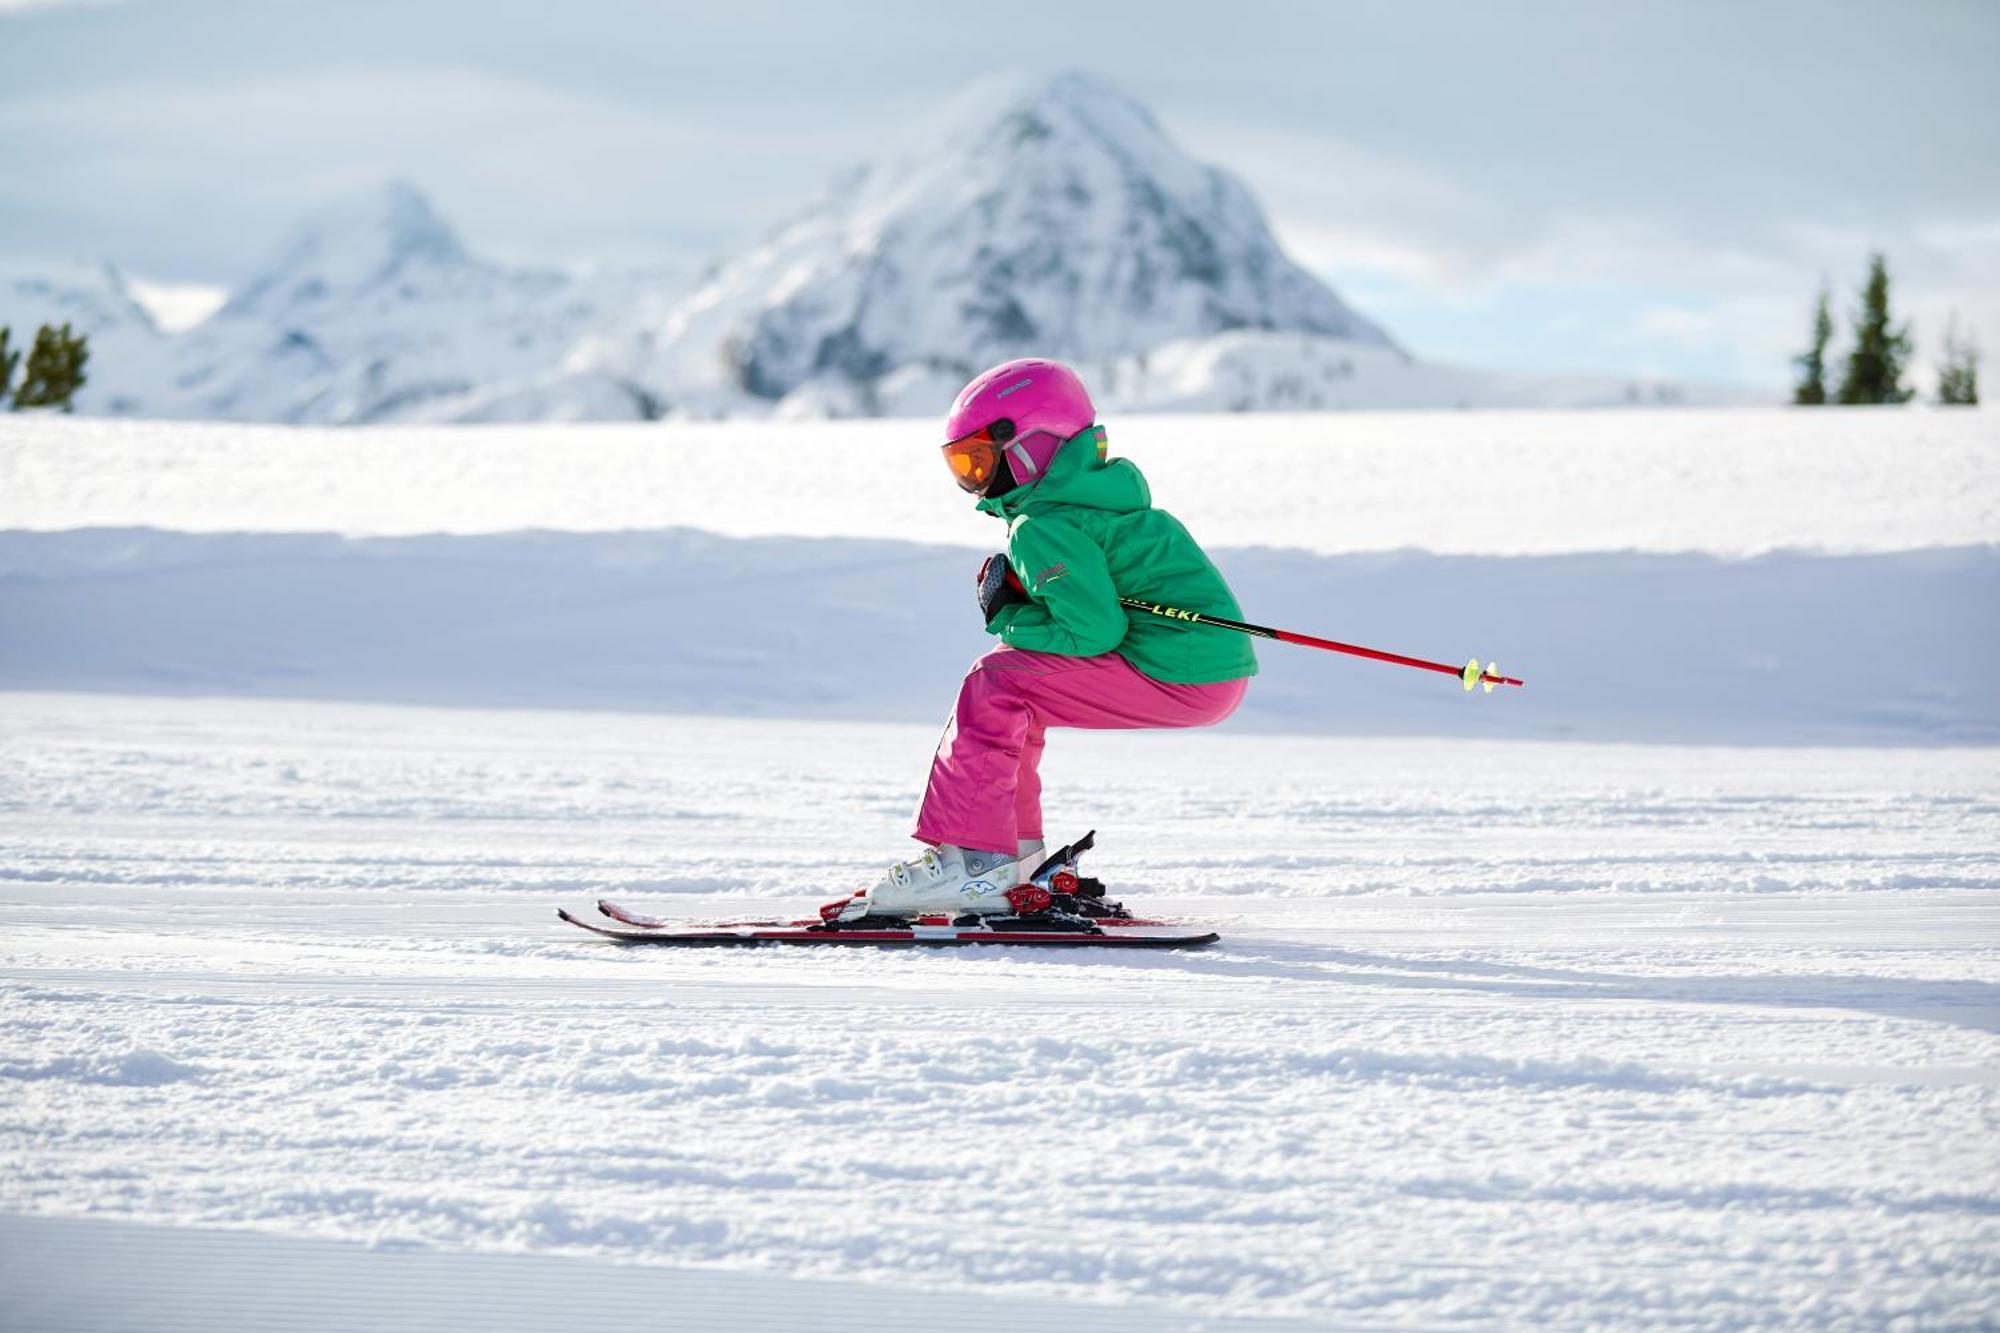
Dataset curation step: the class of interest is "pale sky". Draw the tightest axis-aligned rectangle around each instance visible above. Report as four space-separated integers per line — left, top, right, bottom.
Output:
3 0 1996 389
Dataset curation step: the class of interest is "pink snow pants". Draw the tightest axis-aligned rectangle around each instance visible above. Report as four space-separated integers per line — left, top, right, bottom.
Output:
913 646 1248 855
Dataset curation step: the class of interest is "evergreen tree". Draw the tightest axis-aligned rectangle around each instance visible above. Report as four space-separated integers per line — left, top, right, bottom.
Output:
1937 313 1980 406
1835 253 1912 405
1791 285 1833 405
11 322 90 412
0 326 18 406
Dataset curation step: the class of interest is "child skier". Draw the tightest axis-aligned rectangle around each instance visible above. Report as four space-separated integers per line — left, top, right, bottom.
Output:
823 358 1257 923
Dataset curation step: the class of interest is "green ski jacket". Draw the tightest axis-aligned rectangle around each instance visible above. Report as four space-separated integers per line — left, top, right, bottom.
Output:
977 427 1258 685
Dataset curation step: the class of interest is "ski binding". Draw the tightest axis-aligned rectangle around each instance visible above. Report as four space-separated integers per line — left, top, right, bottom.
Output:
558 831 1218 948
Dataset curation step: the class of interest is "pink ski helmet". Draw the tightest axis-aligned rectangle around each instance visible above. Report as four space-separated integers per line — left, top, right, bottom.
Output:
941 358 1096 496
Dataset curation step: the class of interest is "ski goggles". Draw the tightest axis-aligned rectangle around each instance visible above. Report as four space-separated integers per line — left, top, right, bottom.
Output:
940 418 1018 494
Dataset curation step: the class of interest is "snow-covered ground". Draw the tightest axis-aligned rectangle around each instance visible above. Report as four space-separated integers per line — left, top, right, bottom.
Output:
2 693 1997 1329
3 411 1995 744
0 1213 1316 1333
3 402 1996 1326
4 409 1992 555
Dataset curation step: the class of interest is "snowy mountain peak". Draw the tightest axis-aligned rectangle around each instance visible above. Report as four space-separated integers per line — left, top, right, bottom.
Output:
220 180 472 319
0 259 158 336
910 69 1200 198
169 182 617 425
17 77 1742 425
0 260 169 414
619 70 1394 411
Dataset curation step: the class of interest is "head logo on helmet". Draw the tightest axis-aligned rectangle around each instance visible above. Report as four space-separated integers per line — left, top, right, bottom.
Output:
941 359 1097 497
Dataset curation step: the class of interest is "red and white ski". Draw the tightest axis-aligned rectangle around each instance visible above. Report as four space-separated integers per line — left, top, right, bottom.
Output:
557 905 1217 948
557 832 1217 948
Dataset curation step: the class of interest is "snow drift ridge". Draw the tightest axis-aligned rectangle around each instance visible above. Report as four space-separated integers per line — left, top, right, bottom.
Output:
3 528 1991 745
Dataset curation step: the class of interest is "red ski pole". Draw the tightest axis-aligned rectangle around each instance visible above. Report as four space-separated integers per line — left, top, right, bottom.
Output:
1119 598 1524 692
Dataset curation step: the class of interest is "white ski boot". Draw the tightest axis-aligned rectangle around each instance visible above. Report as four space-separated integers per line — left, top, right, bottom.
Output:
822 841 1050 923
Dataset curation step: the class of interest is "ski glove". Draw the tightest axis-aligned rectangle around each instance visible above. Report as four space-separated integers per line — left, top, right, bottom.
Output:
986 515 1129 657
976 551 1027 623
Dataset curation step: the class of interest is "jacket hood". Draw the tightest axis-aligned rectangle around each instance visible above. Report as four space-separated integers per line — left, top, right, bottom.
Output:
976 426 1150 521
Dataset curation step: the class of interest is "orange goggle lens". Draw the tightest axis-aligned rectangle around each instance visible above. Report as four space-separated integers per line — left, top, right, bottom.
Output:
941 421 1014 494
